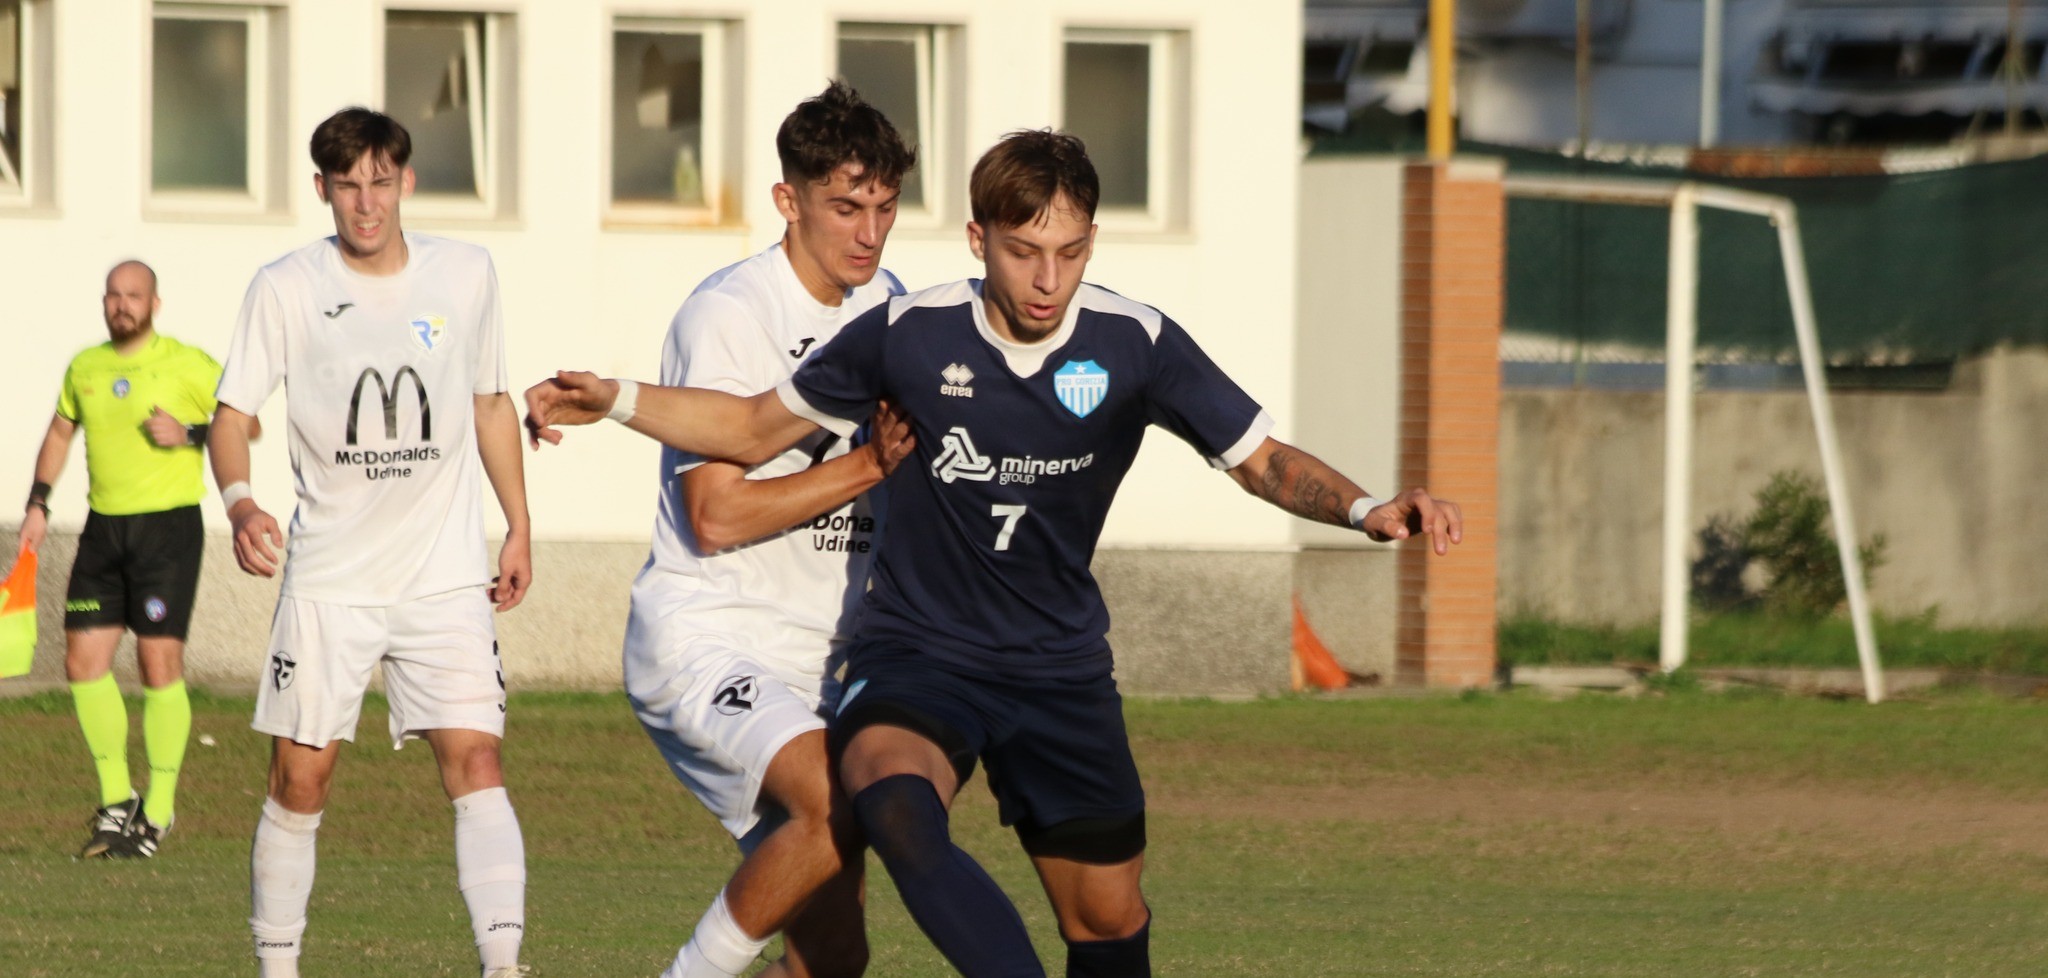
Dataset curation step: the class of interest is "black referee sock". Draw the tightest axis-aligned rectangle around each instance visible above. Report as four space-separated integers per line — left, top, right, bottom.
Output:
1066 916 1150 978
853 775 1045 978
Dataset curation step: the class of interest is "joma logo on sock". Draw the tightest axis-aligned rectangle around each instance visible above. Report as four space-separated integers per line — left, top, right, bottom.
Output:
488 922 524 932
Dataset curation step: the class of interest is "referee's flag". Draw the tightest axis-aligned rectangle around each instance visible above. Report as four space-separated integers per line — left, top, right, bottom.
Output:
0 551 35 678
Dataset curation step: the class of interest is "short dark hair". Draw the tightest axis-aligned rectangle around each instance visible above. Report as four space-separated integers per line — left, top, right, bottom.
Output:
776 81 915 188
310 107 412 176
969 129 1099 230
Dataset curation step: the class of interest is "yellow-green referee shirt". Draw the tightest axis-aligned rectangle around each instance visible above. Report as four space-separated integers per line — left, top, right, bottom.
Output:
57 334 222 516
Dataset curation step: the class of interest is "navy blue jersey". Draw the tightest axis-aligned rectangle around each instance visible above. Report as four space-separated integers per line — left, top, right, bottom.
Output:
776 280 1273 680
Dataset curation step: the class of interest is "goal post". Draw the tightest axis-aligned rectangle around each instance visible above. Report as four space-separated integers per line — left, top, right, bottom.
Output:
1501 174 1885 704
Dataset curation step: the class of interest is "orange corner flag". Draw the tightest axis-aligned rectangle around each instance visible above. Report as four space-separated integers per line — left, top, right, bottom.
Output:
0 551 37 679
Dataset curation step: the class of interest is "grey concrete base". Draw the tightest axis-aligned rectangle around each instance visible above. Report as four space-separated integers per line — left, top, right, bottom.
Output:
0 532 1402 698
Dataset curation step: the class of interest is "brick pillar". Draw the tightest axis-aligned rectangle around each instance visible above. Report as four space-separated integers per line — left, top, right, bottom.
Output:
1396 160 1503 688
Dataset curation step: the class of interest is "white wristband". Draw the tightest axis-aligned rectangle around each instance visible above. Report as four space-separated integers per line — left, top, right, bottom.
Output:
607 379 640 423
1348 495 1387 531
220 481 253 512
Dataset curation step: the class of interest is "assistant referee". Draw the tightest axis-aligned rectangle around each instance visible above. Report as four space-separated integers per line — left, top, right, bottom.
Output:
16 259 240 859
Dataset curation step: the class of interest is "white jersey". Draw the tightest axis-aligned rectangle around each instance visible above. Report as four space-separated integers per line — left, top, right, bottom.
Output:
217 233 508 606
625 244 903 699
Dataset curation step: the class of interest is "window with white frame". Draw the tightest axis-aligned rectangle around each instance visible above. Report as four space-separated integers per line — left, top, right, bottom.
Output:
835 22 954 219
1061 29 1188 228
607 17 738 222
150 3 283 209
0 0 24 195
385 10 514 213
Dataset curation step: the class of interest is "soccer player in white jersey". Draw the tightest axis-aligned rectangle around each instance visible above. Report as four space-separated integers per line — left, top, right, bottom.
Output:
629 82 916 978
208 108 534 978
526 130 1463 978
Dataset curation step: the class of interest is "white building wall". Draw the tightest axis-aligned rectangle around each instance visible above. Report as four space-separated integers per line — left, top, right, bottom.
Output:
0 0 1304 550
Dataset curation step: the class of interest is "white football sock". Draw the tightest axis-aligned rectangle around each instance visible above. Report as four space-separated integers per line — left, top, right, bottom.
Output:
662 889 769 978
453 787 527 972
250 798 321 975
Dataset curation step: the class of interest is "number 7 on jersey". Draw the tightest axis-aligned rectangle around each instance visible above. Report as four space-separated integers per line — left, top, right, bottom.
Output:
989 504 1027 551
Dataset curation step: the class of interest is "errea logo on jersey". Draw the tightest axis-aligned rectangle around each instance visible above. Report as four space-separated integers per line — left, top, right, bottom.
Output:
940 363 975 397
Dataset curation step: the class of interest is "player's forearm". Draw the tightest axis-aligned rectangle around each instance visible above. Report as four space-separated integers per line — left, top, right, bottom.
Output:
1229 438 1367 529
474 393 532 537
624 384 812 466
688 450 883 552
208 406 258 492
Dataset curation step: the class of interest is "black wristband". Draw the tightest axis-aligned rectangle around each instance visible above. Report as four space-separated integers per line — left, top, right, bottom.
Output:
185 423 210 446
27 480 51 516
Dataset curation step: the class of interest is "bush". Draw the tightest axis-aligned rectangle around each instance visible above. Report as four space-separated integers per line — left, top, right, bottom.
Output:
1693 471 1886 618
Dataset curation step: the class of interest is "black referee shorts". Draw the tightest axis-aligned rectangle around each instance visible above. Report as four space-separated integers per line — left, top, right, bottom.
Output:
831 641 1147 862
64 505 204 639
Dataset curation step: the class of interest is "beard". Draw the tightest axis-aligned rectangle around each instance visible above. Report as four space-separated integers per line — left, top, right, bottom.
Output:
106 310 151 342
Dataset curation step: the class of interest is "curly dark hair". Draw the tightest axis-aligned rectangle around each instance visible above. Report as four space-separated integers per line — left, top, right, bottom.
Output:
310 107 412 176
969 129 1099 230
775 80 916 188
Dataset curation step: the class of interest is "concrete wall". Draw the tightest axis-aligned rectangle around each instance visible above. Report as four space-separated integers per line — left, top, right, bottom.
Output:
1499 347 2048 627
0 0 1304 550
0 529 1393 698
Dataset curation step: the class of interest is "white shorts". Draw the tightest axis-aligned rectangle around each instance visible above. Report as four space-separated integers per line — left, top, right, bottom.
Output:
630 642 827 841
252 587 505 750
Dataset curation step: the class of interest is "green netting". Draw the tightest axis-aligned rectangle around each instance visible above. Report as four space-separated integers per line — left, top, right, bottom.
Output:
1311 136 2048 359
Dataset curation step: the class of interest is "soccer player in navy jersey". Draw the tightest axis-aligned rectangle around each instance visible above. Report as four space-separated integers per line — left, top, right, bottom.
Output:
527 129 1462 978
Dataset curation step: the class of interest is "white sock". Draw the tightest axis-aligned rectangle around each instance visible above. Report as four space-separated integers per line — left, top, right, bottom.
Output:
662 890 769 978
453 786 527 972
250 798 321 975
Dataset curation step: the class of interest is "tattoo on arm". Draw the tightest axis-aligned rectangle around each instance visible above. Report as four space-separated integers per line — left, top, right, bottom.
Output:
1256 448 1350 527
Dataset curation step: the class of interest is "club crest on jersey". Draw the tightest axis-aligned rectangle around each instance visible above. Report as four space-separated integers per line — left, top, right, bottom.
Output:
940 362 975 397
112 378 131 399
713 675 758 716
409 314 447 352
1053 360 1108 418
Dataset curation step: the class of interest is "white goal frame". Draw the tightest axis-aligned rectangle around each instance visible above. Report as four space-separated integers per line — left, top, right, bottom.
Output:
1502 175 1884 704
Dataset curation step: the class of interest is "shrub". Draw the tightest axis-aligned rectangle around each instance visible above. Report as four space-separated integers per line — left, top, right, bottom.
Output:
1694 471 1886 618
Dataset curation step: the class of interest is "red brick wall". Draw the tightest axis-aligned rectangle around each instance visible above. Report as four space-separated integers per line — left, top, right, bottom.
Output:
1396 162 1503 687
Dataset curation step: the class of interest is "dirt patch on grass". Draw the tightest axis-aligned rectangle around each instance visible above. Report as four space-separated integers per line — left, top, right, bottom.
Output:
1149 776 2048 861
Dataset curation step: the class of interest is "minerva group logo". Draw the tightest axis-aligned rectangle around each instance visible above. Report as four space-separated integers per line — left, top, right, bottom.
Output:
929 425 1096 486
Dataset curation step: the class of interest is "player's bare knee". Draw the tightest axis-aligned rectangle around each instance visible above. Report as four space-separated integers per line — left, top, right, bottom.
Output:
439 740 503 798
1060 897 1149 944
269 759 333 813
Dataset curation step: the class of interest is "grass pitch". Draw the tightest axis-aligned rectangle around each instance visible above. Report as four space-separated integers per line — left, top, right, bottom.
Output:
4 688 2047 976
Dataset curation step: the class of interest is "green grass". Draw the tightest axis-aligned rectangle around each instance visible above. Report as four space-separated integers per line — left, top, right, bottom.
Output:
1503 611 2048 673
5 689 2048 976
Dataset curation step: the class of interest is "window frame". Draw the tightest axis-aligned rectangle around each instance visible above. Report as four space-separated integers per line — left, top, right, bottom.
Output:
0 0 53 210
1058 26 1190 233
379 4 519 223
602 15 741 229
142 1 288 219
832 20 960 229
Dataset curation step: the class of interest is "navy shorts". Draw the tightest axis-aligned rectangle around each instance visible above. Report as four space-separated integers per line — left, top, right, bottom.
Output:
64 506 203 639
830 641 1145 838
